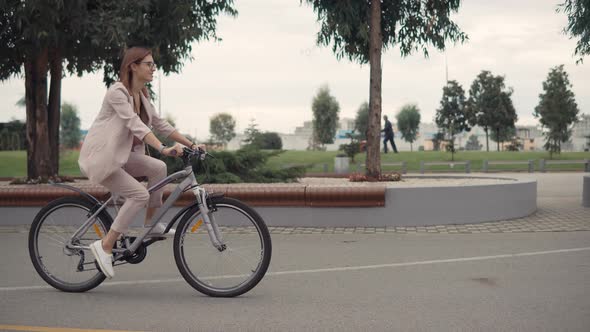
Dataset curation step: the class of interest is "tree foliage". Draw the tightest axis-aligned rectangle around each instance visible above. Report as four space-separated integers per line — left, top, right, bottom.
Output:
0 0 236 180
240 119 282 150
354 101 369 140
435 80 470 160
533 64 580 158
558 0 590 63
60 103 81 149
242 119 261 146
490 124 516 148
303 0 467 178
302 0 467 63
252 132 283 150
311 85 340 146
464 134 482 151
466 70 517 152
209 113 236 146
431 132 445 151
396 104 421 151
0 119 26 150
339 132 362 162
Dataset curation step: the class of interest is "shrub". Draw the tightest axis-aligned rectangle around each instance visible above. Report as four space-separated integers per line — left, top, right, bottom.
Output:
191 147 305 183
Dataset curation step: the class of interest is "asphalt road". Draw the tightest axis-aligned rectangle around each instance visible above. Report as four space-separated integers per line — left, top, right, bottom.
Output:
1 230 589 331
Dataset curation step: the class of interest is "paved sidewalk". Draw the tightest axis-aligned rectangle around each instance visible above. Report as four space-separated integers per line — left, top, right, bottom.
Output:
1 172 587 233
2 198 587 234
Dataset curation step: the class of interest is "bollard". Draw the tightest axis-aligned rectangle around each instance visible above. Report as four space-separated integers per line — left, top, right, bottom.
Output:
402 161 407 174
539 159 546 173
583 176 590 207
528 160 534 173
466 160 471 174
420 161 425 174
482 160 488 172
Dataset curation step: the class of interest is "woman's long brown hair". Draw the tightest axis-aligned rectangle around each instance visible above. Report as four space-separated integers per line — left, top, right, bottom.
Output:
119 47 152 97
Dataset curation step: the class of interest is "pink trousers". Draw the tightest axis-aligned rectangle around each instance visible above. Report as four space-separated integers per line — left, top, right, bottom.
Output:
100 149 167 234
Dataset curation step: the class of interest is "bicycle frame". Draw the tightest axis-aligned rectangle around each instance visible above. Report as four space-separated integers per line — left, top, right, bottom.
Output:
65 161 225 261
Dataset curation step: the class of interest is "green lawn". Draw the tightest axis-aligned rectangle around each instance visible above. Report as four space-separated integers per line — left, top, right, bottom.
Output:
0 150 84 178
266 150 590 173
1 150 589 178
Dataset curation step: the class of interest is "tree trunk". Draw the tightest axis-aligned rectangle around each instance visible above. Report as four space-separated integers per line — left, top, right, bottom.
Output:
485 127 489 152
24 48 53 180
48 48 63 176
410 142 413 152
366 0 382 179
496 128 500 151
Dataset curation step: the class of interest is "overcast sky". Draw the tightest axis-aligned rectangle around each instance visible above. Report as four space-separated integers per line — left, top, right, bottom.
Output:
1 0 588 141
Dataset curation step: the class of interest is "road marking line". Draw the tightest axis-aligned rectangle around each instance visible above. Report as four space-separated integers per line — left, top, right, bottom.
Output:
2 246 589 292
0 324 145 332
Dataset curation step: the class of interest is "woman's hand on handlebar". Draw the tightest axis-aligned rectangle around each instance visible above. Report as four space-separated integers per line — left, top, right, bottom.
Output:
191 143 207 153
162 143 184 157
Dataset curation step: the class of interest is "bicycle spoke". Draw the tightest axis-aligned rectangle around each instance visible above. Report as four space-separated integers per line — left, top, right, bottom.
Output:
30 198 109 292
226 247 260 268
39 232 65 246
220 252 247 277
175 199 271 296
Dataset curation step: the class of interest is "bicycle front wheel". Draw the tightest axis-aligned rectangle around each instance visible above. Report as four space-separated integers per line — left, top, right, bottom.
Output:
29 196 111 292
173 197 272 297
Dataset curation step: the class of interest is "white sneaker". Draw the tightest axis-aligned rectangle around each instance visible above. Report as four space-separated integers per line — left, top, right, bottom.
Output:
145 223 175 237
89 240 114 279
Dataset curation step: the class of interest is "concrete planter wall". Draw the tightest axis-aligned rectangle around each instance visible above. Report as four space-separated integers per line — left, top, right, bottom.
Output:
255 176 538 227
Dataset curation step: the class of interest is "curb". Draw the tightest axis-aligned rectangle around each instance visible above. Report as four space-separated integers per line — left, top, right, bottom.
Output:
0 183 385 208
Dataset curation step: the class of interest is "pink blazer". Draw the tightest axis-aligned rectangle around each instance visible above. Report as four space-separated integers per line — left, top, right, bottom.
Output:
78 82 176 183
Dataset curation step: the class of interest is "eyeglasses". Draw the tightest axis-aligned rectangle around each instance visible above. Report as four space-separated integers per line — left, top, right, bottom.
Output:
137 61 157 70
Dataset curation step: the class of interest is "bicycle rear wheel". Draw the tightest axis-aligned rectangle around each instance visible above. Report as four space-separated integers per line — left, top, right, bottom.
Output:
29 196 111 292
173 197 272 297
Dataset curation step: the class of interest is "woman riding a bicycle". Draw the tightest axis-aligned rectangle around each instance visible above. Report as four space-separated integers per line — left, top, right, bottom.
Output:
78 46 203 279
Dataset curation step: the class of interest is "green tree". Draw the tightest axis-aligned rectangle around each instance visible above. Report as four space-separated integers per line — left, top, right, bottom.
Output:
339 132 362 162
435 81 470 161
210 113 236 147
354 101 369 140
431 132 445 151
242 118 261 146
396 104 421 152
303 0 467 178
0 0 236 181
0 119 25 150
466 71 516 152
533 65 580 158
490 125 516 150
558 0 590 64
252 132 283 150
464 134 482 151
311 85 340 147
59 103 81 149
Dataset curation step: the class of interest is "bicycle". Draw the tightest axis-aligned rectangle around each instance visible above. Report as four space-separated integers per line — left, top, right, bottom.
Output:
28 147 272 297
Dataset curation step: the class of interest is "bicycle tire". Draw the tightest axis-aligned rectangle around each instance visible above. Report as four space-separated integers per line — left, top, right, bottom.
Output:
29 196 112 292
173 197 272 297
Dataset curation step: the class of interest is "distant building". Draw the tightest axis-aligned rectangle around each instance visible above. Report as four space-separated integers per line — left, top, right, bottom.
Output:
227 118 357 151
571 114 590 151
226 115 590 152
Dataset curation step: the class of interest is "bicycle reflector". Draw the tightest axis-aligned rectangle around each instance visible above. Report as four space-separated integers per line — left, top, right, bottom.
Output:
93 224 103 238
190 219 203 233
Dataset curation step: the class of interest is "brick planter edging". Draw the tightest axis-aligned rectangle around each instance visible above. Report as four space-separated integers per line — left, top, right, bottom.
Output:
0 183 385 207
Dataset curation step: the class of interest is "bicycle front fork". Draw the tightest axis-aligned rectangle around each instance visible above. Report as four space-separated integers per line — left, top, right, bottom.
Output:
192 185 226 251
